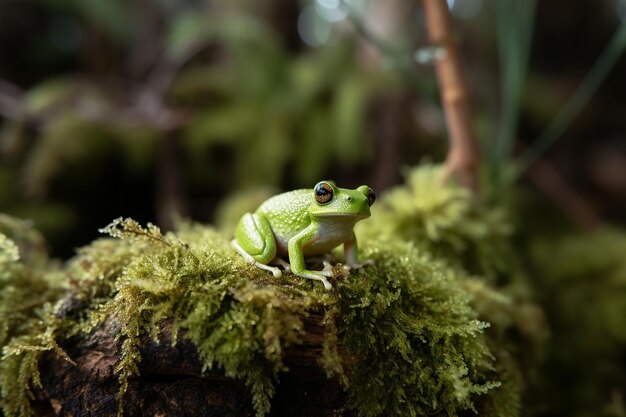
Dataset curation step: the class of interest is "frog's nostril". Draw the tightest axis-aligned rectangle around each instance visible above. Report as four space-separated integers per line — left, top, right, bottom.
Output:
346 196 352 201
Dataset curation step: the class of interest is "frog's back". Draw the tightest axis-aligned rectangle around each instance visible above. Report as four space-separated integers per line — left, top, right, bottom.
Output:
256 189 312 239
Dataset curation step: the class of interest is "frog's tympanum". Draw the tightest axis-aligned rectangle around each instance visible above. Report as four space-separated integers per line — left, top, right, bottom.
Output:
231 181 375 290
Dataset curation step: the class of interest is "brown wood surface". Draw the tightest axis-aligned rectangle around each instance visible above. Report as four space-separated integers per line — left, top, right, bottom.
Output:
34 305 346 417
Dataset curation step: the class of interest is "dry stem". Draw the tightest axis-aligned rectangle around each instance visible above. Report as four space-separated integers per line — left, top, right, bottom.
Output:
422 0 479 190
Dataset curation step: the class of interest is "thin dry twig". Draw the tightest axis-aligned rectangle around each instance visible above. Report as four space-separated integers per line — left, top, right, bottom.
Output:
422 0 479 190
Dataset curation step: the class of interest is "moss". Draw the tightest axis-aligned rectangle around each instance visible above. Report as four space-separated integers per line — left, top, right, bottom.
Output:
357 165 546 416
335 240 500 416
528 228 626 416
463 278 547 417
0 216 70 416
94 219 500 416
0 165 536 417
358 164 517 281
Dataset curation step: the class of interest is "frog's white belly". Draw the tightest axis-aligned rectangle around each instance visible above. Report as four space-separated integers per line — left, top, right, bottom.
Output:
273 220 355 257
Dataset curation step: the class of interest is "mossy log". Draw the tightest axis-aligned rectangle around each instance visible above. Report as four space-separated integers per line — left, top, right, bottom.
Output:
2 168 535 417
35 310 344 417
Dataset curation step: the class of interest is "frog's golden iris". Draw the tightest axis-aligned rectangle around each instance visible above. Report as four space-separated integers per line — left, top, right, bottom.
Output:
314 182 334 204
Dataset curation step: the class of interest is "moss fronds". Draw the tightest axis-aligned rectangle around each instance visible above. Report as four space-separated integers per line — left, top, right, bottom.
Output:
338 240 499 416
1 306 72 417
99 217 172 247
0 217 69 417
319 308 348 386
85 221 333 416
0 232 20 266
355 164 545 415
358 164 515 279
1 349 42 417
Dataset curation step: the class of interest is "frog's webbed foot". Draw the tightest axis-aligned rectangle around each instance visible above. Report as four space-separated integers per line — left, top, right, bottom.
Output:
321 261 336 277
312 272 333 290
302 262 335 290
293 267 333 290
231 240 282 277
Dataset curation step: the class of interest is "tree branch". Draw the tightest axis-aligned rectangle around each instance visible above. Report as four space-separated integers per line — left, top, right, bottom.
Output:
422 0 479 190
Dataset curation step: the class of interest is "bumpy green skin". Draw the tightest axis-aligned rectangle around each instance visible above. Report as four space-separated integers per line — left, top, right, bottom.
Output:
232 181 372 289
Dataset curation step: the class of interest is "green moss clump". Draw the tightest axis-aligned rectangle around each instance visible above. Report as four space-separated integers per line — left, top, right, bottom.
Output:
90 219 334 415
0 216 70 417
358 164 516 280
357 165 546 416
335 240 499 416
92 219 500 416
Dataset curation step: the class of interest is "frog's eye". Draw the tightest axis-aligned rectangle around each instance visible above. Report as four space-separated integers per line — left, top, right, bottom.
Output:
367 188 376 206
314 182 334 204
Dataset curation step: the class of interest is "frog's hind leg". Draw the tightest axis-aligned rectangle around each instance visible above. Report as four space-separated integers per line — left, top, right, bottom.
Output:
232 240 282 277
232 213 281 277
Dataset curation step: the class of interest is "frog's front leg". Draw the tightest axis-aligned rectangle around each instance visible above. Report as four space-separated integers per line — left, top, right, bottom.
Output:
343 232 373 271
344 232 360 267
232 213 281 277
288 226 333 290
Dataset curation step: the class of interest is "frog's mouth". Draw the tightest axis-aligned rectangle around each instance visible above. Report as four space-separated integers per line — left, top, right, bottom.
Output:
313 211 370 219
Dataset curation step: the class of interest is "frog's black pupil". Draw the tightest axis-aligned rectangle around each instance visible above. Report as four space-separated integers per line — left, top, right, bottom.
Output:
367 188 376 206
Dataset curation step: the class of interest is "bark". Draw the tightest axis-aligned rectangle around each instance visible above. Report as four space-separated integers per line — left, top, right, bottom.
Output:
35 312 346 416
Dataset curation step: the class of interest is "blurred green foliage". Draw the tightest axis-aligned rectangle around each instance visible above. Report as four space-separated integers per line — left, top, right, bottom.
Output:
528 229 626 417
0 0 403 256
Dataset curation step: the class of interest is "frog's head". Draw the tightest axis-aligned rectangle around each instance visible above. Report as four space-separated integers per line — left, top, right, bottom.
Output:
308 180 375 220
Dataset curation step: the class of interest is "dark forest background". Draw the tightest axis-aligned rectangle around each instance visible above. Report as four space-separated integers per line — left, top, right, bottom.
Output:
1 0 625 255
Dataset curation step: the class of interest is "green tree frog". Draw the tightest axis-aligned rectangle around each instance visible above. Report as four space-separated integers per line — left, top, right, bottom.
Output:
231 181 375 290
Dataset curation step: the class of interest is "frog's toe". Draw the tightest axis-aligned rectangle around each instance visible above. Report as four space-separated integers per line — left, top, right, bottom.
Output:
292 270 334 290
319 261 335 277
252 262 282 278
312 273 333 290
